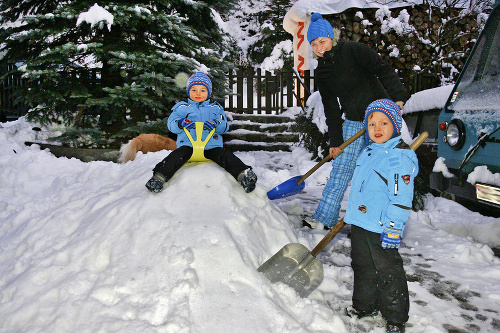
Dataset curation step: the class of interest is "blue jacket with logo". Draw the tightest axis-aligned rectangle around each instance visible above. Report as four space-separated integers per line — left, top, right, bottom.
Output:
344 136 419 236
167 99 229 150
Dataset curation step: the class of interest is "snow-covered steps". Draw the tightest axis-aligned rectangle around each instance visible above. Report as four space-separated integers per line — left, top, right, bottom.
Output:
224 113 299 152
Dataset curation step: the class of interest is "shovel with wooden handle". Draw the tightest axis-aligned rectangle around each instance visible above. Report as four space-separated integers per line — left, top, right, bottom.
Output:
259 132 429 297
267 128 367 200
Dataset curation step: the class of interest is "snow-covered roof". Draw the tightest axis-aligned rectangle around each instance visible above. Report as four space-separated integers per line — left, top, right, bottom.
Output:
403 85 454 114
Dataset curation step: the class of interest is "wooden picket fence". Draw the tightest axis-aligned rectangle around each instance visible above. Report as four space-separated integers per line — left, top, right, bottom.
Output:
225 67 314 114
1 65 439 119
0 64 27 120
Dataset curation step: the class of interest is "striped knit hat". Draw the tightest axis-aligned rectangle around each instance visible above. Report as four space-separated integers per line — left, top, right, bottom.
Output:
365 99 402 139
186 72 212 100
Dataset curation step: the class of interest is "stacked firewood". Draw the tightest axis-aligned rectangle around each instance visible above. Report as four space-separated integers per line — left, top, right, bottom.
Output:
325 4 482 92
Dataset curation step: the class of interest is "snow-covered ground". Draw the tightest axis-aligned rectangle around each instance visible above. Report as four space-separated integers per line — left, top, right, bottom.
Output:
1 117 499 333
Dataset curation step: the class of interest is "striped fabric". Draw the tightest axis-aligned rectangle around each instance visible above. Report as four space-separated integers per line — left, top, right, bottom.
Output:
313 120 367 227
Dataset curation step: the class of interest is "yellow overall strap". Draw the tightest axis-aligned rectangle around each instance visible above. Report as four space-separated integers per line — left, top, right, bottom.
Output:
183 122 216 162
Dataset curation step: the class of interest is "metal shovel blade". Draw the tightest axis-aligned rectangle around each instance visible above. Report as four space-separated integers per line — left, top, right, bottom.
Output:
257 243 324 297
267 175 306 200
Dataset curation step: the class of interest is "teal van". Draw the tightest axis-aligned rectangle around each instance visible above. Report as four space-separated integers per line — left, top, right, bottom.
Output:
430 0 500 215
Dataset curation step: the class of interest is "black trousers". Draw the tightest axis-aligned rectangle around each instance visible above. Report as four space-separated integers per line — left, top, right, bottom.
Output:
153 146 249 181
350 225 409 324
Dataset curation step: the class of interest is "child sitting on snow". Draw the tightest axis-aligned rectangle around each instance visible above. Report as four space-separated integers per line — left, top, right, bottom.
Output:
343 99 419 333
146 72 257 193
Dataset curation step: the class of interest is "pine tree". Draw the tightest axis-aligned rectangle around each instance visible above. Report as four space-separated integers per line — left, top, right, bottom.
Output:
247 0 293 69
0 0 237 140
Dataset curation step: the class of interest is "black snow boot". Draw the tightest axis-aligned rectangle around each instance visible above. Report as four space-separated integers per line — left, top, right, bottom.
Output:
386 322 405 333
145 173 167 193
237 168 257 193
345 307 379 319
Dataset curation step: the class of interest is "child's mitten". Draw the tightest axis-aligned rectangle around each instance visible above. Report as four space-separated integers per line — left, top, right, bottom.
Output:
203 120 216 131
380 226 402 249
178 118 195 129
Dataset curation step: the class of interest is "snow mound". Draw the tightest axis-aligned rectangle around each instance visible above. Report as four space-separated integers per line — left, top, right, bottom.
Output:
0 140 345 332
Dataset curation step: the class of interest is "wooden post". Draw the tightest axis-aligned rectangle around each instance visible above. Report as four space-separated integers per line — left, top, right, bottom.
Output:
246 67 253 114
257 68 262 114
303 70 312 101
228 68 235 113
286 70 294 112
237 67 244 113
265 71 272 114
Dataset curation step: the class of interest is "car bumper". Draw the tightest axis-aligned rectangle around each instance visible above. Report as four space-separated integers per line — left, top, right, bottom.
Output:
430 172 500 208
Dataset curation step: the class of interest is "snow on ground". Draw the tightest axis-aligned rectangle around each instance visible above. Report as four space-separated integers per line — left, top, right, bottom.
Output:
1 117 500 333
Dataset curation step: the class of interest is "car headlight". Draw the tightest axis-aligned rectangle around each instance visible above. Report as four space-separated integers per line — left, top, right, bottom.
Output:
446 119 466 151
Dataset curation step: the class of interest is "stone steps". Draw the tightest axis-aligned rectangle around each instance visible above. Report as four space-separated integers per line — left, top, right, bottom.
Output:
224 113 299 152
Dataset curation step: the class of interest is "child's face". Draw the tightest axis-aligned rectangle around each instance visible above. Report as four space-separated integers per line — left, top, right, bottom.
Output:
367 111 394 144
189 85 209 102
310 37 333 57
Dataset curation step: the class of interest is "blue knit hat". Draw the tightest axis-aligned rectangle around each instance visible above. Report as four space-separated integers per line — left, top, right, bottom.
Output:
364 99 402 139
186 72 212 100
307 13 335 44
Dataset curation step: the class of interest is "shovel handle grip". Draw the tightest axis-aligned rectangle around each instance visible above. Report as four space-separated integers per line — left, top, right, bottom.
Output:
309 131 429 257
298 128 366 184
410 131 428 150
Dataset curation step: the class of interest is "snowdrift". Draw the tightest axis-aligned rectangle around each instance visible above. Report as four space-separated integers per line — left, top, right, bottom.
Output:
0 122 347 332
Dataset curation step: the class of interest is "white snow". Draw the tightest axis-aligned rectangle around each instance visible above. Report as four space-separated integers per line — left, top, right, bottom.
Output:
468 165 500 187
260 40 293 73
403 85 454 114
1 1 500 332
76 3 114 31
1 115 499 333
432 157 456 178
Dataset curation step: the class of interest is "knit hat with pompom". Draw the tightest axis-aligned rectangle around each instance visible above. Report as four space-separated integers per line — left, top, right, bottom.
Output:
307 13 335 44
186 72 212 100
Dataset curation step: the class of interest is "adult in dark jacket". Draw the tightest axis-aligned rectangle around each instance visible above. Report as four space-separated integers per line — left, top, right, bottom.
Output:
302 12 410 229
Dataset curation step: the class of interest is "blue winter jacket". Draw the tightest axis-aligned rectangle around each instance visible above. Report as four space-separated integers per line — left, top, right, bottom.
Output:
344 136 419 236
167 99 229 150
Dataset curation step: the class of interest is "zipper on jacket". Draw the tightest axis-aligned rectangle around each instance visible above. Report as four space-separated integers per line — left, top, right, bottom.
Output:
394 173 399 196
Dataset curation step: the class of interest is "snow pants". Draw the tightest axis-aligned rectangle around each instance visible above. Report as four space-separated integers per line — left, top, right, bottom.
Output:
350 225 410 325
153 146 250 181
313 120 366 227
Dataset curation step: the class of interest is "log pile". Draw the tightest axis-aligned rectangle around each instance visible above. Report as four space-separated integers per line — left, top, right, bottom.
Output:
325 4 482 92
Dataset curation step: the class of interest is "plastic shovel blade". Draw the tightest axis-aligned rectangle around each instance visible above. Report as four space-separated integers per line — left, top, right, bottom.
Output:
257 243 324 298
267 175 306 200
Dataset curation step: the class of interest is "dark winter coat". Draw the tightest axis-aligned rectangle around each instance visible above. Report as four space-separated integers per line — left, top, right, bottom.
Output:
315 39 409 147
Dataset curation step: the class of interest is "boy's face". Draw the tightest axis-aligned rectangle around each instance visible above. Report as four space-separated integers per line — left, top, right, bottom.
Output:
310 37 333 57
367 111 394 144
189 85 209 102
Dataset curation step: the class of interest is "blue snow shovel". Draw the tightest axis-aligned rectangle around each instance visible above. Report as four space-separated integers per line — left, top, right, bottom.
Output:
267 128 366 200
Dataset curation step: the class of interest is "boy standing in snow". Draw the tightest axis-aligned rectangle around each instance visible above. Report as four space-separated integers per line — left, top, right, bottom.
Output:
344 99 418 333
146 72 257 193
302 13 409 230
